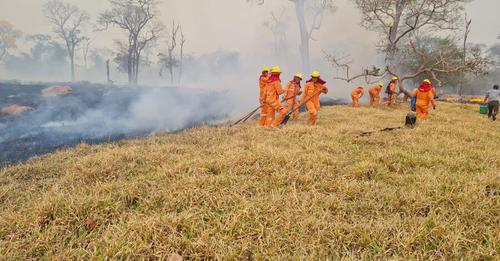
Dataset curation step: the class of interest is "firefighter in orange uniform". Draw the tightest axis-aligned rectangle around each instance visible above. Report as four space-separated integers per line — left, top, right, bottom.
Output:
351 86 364 108
264 66 286 127
283 73 303 121
258 66 270 126
369 82 384 107
412 79 436 120
301 70 329 125
387 76 398 108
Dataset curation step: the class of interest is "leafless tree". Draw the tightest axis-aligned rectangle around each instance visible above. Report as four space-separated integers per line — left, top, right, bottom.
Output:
81 37 93 70
326 34 490 97
249 0 335 73
44 0 90 82
0 20 22 62
457 15 472 95
99 0 164 85
178 30 186 85
264 7 288 56
158 21 186 85
159 21 180 84
324 52 386 83
355 0 467 64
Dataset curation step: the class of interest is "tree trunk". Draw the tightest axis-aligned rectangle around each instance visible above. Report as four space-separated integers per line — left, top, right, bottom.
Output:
106 60 110 84
294 0 310 74
67 43 76 82
179 44 184 86
397 79 412 98
169 66 174 85
127 47 133 85
134 51 140 85
386 0 405 65
70 55 75 82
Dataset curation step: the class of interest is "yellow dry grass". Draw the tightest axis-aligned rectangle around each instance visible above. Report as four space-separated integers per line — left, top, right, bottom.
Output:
0 102 499 260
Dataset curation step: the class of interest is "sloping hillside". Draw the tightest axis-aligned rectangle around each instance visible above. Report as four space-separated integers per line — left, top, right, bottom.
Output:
0 103 498 259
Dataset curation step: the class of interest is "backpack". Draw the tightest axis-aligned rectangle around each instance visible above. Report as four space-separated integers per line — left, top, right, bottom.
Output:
385 83 392 94
410 96 417 112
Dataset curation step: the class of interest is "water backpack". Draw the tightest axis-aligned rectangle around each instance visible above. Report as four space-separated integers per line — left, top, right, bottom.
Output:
410 96 417 112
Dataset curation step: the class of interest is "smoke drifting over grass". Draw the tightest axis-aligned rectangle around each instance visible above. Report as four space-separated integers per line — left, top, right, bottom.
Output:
0 83 230 164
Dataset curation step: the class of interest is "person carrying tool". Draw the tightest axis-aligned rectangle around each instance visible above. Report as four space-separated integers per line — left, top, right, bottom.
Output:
283 73 303 121
258 66 270 126
412 79 436 120
386 76 398 108
264 66 286 127
351 86 365 108
484 84 499 121
301 70 329 125
369 82 384 107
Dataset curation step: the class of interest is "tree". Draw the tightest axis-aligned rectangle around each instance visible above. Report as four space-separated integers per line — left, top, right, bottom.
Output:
457 14 472 95
99 0 164 85
81 37 93 70
489 44 500 68
264 8 288 56
250 0 335 73
0 20 22 63
44 0 90 82
158 21 186 85
326 34 490 97
355 0 467 64
178 30 186 85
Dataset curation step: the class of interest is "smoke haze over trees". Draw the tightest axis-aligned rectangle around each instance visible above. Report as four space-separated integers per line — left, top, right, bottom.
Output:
0 0 498 95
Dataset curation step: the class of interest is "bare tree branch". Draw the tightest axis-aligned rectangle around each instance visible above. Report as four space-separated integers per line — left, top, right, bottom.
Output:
44 0 90 81
99 0 163 85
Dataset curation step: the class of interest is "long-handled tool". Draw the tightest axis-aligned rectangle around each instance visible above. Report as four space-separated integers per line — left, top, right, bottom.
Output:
231 95 298 127
281 89 326 125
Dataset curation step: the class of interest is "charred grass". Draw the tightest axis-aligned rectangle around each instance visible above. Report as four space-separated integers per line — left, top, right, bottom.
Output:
0 103 499 260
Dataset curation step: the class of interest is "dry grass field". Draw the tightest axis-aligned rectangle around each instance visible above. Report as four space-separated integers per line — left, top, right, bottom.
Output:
0 102 499 260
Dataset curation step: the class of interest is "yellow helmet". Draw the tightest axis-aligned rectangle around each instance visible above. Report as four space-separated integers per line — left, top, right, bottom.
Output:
311 70 321 78
271 66 282 73
295 73 303 79
378 81 385 87
262 66 270 72
423 79 431 84
392 76 398 80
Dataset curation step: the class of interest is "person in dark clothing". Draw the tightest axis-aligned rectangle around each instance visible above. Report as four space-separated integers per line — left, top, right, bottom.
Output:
484 85 499 121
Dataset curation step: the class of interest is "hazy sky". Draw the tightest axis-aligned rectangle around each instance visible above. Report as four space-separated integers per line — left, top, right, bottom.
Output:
1 0 498 54
0 0 499 84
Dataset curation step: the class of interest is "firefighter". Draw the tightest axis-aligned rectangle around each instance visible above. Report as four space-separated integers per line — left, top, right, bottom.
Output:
369 82 384 107
302 71 329 125
351 86 364 108
387 76 398 108
264 66 286 127
258 66 270 126
412 79 436 120
283 73 303 121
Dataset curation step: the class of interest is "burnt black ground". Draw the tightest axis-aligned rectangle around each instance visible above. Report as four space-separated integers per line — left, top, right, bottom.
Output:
0 83 226 165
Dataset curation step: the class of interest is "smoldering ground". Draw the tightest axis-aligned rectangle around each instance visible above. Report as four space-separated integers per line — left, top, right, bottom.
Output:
0 83 230 165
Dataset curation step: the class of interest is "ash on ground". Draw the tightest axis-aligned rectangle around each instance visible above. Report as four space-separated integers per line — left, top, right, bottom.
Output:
0 83 228 165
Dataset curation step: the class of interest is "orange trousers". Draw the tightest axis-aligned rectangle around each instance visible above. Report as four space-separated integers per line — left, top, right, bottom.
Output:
369 94 380 107
265 99 286 127
352 95 360 107
388 94 396 107
416 104 429 120
305 101 320 125
259 104 272 126
284 99 299 120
